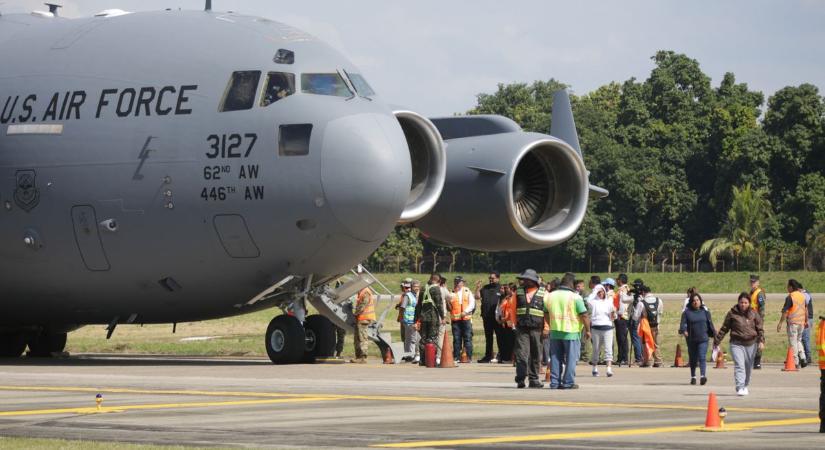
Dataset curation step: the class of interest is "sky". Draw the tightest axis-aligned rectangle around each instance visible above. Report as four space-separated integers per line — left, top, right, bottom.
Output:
5 0 825 116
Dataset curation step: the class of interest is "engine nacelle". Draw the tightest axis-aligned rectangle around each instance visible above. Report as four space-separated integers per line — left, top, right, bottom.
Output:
415 117 590 252
393 110 446 223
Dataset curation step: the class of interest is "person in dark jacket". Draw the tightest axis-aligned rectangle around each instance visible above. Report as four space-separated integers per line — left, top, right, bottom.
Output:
714 292 766 396
475 271 502 363
679 293 716 385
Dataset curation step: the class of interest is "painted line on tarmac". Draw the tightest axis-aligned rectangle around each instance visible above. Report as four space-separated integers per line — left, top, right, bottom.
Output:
0 397 340 417
371 417 821 448
0 385 817 416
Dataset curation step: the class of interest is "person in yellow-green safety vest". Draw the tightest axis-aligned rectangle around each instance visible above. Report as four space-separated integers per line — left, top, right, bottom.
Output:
511 269 548 388
545 272 591 390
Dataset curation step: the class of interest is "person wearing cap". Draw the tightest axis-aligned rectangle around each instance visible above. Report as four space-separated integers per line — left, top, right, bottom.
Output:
414 273 445 366
748 274 767 368
627 278 645 366
511 269 548 388
351 286 376 364
450 276 476 363
395 279 414 343
614 274 632 366
476 271 503 363
632 284 664 367
399 280 420 363
546 272 590 389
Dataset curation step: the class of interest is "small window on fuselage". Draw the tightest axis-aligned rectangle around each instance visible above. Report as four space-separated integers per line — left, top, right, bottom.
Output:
261 72 296 106
220 71 261 112
279 124 312 156
301 73 352 97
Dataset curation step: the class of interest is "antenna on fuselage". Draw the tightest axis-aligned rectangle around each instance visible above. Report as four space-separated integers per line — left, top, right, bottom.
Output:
44 2 61 16
205 0 212 11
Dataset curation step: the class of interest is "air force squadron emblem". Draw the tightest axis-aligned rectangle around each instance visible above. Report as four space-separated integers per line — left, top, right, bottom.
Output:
14 170 40 212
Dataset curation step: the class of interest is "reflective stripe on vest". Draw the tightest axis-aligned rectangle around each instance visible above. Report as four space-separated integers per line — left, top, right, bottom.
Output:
817 319 825 370
357 289 376 321
422 284 437 306
786 291 806 325
515 287 546 318
547 289 581 333
750 288 763 312
403 292 417 323
451 287 471 320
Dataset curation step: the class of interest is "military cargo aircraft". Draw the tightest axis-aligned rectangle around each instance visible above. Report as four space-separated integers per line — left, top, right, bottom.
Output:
0 3 606 363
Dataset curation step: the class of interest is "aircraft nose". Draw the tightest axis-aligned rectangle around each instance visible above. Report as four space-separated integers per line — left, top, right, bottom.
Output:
320 113 411 242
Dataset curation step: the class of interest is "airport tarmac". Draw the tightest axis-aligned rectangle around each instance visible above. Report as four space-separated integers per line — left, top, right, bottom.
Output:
0 354 822 449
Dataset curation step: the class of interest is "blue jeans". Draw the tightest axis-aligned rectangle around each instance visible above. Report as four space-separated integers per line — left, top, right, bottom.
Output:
629 319 642 363
801 325 812 363
452 321 473 359
687 340 708 377
549 338 581 388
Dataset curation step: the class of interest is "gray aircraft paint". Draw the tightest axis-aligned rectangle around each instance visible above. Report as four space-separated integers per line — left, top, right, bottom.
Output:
0 9 604 346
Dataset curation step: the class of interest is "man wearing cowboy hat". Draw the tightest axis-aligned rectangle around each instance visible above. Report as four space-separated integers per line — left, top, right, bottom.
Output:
512 269 549 388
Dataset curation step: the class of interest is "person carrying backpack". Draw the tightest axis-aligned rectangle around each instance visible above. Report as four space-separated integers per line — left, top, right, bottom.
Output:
632 285 663 367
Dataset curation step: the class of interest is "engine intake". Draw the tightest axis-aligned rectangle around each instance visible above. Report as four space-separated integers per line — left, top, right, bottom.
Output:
394 110 446 223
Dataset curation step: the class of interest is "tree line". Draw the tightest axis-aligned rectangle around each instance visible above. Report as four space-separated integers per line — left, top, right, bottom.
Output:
368 51 825 273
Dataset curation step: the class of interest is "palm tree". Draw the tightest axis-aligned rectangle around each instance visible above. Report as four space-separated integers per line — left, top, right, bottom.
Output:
700 184 772 270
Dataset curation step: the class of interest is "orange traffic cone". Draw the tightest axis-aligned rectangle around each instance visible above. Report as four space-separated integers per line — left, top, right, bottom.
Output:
544 364 552 382
703 392 724 430
440 328 456 368
781 346 798 372
713 350 726 369
460 349 469 364
672 344 686 367
383 347 394 364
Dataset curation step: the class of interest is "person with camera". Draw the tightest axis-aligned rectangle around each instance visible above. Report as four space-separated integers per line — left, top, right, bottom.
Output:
632 284 663 367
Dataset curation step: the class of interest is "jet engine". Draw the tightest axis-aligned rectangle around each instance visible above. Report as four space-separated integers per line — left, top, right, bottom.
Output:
414 116 591 252
393 110 447 222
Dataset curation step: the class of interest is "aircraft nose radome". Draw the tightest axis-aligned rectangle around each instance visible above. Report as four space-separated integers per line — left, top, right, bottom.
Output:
321 113 411 242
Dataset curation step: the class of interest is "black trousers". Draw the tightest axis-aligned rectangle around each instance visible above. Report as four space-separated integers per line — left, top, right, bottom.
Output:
515 327 542 382
482 315 498 359
499 327 515 361
615 318 629 363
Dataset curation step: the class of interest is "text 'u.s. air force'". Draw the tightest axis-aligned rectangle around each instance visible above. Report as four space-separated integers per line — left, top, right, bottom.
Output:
1 86 198 124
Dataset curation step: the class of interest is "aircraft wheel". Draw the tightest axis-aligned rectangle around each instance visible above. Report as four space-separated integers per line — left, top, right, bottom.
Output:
27 332 68 357
0 333 27 358
265 315 305 364
302 315 336 363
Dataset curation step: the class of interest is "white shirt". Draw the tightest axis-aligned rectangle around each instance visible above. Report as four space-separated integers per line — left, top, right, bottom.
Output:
588 297 616 327
452 286 476 315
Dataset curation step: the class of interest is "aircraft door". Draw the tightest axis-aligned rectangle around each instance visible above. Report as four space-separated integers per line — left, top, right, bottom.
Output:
70 205 111 271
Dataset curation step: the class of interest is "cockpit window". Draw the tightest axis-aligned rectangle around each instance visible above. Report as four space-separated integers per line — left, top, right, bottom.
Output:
220 71 261 112
347 72 375 97
261 72 295 106
301 73 353 97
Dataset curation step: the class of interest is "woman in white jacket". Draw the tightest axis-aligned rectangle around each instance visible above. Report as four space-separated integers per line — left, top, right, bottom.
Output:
588 284 617 377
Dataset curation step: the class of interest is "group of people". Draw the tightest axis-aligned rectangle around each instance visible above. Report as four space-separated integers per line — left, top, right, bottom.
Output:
367 271 819 396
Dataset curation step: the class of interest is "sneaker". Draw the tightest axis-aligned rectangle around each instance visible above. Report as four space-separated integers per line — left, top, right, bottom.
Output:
743 387 749 395
490 358 499 363
690 377 697 385
592 369 599 377
562 384 579 390
477 357 491 363
652 363 662 368
606 368 613 377
412 356 420 363
349 358 367 364
700 376 707 386
736 388 746 396
800 359 808 368
515 377 526 389
753 363 761 370
528 381 544 389
436 358 440 365
454 359 460 365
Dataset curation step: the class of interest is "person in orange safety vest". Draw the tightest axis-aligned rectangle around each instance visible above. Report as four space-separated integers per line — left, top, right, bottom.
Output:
450 276 476 363
351 287 375 364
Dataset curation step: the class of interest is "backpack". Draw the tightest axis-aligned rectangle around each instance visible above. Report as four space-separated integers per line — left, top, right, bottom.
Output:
644 298 660 327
